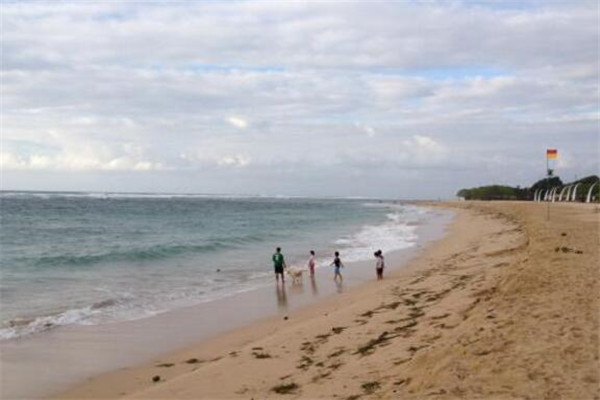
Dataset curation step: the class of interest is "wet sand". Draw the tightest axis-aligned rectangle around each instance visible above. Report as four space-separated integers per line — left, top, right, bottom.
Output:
54 201 599 399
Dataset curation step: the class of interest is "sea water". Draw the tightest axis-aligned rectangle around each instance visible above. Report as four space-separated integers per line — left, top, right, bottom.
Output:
0 191 439 340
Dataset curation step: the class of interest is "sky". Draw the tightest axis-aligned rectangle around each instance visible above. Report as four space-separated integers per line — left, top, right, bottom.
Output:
1 0 598 199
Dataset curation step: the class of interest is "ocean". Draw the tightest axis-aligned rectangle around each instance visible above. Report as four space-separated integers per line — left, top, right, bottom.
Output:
0 191 443 341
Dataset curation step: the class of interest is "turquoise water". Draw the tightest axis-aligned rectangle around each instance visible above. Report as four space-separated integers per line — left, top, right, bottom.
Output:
0 191 430 339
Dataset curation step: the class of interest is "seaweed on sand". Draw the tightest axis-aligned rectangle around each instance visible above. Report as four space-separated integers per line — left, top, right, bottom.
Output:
271 382 299 394
355 331 399 356
361 381 381 394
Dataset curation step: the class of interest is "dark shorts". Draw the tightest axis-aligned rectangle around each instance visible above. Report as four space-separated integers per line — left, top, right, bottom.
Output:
274 265 284 274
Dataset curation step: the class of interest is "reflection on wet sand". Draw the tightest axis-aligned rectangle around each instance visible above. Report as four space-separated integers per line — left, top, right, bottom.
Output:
335 279 344 293
310 275 318 296
275 284 287 310
290 279 305 296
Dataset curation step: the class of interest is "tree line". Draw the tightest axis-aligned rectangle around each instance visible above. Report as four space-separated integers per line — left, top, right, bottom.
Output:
457 175 599 201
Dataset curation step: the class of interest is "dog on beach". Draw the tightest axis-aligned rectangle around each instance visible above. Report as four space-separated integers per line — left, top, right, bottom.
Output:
286 266 304 284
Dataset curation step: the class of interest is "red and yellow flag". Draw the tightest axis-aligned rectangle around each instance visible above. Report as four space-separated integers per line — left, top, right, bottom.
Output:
547 149 558 159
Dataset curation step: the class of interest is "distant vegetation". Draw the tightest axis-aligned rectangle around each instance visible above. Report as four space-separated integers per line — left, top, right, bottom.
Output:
457 175 599 201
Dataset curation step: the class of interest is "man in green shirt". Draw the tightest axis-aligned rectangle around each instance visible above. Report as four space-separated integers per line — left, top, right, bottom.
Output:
272 247 287 284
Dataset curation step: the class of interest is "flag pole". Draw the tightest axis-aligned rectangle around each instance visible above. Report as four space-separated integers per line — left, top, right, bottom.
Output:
546 154 550 221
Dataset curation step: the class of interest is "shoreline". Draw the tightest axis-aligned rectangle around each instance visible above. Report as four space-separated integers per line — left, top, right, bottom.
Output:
2 205 453 399
54 201 599 399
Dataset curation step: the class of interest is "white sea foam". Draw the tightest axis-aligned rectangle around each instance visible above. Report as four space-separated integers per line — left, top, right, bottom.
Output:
331 206 426 263
0 307 99 340
0 271 275 340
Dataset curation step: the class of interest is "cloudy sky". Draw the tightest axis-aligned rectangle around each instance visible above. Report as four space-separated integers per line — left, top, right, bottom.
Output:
1 1 598 198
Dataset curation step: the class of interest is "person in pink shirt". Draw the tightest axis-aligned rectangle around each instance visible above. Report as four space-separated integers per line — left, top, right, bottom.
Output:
308 250 316 277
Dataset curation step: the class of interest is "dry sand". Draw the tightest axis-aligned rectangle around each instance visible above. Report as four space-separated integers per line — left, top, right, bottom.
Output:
56 201 599 399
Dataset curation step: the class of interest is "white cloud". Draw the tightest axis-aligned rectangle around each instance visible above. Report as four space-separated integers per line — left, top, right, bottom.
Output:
411 135 441 150
0 150 165 171
0 1 597 197
355 122 377 137
69 117 97 125
1 152 28 169
218 155 251 168
226 116 249 129
396 135 447 165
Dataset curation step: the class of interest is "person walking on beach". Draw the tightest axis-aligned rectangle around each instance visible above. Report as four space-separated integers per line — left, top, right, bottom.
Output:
374 250 385 280
272 247 287 284
330 251 344 282
308 250 316 277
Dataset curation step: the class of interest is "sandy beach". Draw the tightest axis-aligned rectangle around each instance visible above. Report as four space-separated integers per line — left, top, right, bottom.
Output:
55 201 599 399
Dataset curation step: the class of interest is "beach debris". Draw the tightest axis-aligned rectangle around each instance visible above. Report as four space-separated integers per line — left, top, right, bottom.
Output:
252 352 272 359
152 375 161 382
427 288 451 302
311 371 332 382
315 333 331 341
331 326 346 334
360 310 376 318
355 331 399 356
407 344 428 355
156 363 174 368
555 246 583 254
300 341 315 354
345 395 361 400
427 388 447 395
438 323 457 330
185 358 202 364
378 301 402 310
394 320 418 333
473 348 493 356
284 316 289 320
409 308 425 319
361 381 381 394
234 387 249 395
403 298 418 306
394 377 411 386
271 382 299 394
393 315 420 325
296 355 314 370
328 361 343 370
328 347 346 358
409 289 432 299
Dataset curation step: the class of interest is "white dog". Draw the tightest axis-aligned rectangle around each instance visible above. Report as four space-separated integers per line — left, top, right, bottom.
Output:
286 266 304 284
